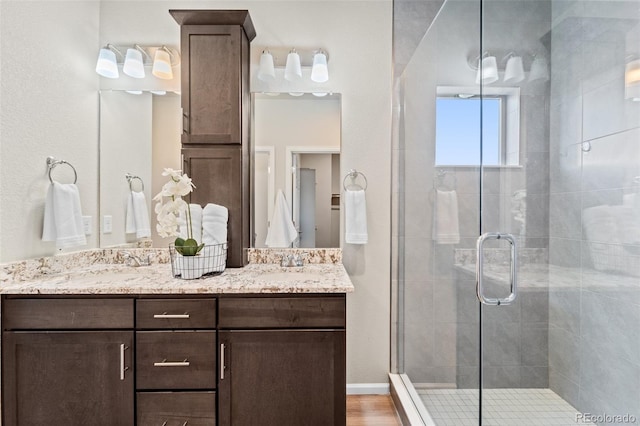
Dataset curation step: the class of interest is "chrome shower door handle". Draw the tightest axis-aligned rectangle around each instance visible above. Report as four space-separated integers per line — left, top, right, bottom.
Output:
476 232 517 306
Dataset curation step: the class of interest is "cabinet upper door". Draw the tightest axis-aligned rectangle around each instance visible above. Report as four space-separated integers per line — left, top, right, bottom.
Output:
2 331 134 426
218 330 346 426
181 25 243 144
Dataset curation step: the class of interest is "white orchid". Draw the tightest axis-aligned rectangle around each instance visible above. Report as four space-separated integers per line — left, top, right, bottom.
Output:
153 170 197 243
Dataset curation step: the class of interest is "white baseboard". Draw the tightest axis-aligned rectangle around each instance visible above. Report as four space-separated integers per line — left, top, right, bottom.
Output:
346 383 390 395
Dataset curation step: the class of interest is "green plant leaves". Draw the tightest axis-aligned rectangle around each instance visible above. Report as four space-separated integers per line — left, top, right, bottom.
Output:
174 237 204 256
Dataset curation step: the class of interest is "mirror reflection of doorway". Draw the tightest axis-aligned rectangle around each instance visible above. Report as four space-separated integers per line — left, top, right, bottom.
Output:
289 151 340 248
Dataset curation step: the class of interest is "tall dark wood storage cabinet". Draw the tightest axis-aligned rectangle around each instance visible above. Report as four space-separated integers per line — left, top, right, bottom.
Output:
170 10 256 267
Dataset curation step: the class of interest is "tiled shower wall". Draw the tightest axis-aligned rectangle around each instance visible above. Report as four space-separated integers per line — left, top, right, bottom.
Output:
547 1 640 420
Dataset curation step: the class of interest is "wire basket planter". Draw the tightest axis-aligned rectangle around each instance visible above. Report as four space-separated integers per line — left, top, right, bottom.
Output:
169 243 227 280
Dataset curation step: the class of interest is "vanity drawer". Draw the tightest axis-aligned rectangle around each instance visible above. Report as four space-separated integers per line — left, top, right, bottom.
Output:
218 296 346 329
136 298 216 329
3 298 133 330
137 391 216 426
136 331 216 390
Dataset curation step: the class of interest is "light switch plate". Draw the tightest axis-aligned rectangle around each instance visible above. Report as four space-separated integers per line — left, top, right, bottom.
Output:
103 215 112 234
82 216 92 235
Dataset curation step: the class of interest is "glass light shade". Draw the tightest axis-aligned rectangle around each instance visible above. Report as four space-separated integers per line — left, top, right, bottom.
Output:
625 59 640 101
289 92 304 97
125 90 143 95
312 92 329 97
284 50 302 81
310 52 329 83
503 55 525 84
123 48 145 79
152 49 173 80
150 90 167 95
475 56 499 85
258 51 276 81
95 48 119 79
529 56 549 82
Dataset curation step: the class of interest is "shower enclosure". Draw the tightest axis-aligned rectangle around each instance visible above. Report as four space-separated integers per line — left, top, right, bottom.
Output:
392 0 640 424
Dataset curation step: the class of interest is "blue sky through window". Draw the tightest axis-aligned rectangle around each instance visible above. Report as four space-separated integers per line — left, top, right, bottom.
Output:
435 97 501 166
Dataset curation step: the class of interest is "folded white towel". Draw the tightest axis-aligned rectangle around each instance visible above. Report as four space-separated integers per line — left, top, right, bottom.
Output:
125 191 151 239
201 203 229 273
433 189 460 244
42 183 87 249
202 203 228 245
179 203 203 243
345 189 368 244
265 190 298 248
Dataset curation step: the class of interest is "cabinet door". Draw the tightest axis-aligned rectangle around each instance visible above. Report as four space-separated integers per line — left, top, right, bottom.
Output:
2 331 134 426
183 147 247 268
218 330 346 426
181 25 242 144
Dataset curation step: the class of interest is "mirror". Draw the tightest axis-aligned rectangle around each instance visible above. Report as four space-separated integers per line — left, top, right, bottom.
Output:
99 91 341 249
99 90 181 249
253 93 341 248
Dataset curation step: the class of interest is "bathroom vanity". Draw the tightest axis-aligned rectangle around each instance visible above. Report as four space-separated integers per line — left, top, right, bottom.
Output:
0 250 353 426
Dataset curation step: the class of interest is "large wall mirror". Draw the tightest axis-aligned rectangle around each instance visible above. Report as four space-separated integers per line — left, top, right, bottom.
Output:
253 93 342 249
99 91 341 249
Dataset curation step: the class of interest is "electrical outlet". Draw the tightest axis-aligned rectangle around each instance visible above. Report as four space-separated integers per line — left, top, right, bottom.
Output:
82 216 92 235
103 215 112 234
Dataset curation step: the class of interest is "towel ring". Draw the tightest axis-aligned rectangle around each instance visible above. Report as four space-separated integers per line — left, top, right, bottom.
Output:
343 169 368 191
46 157 77 184
125 173 144 192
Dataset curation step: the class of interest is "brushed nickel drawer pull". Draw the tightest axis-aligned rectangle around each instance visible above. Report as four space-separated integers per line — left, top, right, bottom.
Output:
161 422 167 426
153 358 190 367
153 312 190 319
183 422 189 426
119 344 129 380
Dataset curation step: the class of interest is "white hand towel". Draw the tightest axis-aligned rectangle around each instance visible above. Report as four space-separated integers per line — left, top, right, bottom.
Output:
345 189 368 244
125 191 151 238
433 189 460 244
265 190 298 248
201 203 229 273
179 203 203 243
42 183 87 249
202 203 228 245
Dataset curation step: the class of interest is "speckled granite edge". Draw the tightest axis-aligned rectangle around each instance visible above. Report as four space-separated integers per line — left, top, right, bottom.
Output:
0 248 342 284
247 248 342 264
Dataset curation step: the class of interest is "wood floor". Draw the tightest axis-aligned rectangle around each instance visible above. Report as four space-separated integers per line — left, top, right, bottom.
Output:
347 395 402 425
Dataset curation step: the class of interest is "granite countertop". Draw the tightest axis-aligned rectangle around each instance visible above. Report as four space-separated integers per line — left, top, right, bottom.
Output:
0 248 354 295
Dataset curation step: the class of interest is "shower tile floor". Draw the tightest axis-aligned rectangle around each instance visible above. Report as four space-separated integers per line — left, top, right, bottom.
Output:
418 388 594 426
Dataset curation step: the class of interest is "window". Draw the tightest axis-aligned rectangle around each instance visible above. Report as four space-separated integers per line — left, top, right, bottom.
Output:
435 86 520 166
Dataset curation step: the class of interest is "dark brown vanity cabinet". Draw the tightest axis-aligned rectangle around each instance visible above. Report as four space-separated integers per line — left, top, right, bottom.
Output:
170 10 255 268
218 296 347 426
2 294 346 426
2 298 135 426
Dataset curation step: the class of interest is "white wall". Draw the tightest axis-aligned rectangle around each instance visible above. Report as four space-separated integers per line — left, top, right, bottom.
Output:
1 0 392 385
0 1 100 262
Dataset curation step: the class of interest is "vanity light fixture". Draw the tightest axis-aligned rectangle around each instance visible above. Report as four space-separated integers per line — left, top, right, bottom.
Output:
95 44 180 80
625 58 640 101
150 90 167 95
310 49 329 83
95 44 122 79
285 48 302 81
528 54 549 83
312 92 329 97
125 90 143 95
288 92 304 97
503 52 525 84
258 49 276 81
475 53 499 85
152 46 175 80
123 45 149 79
